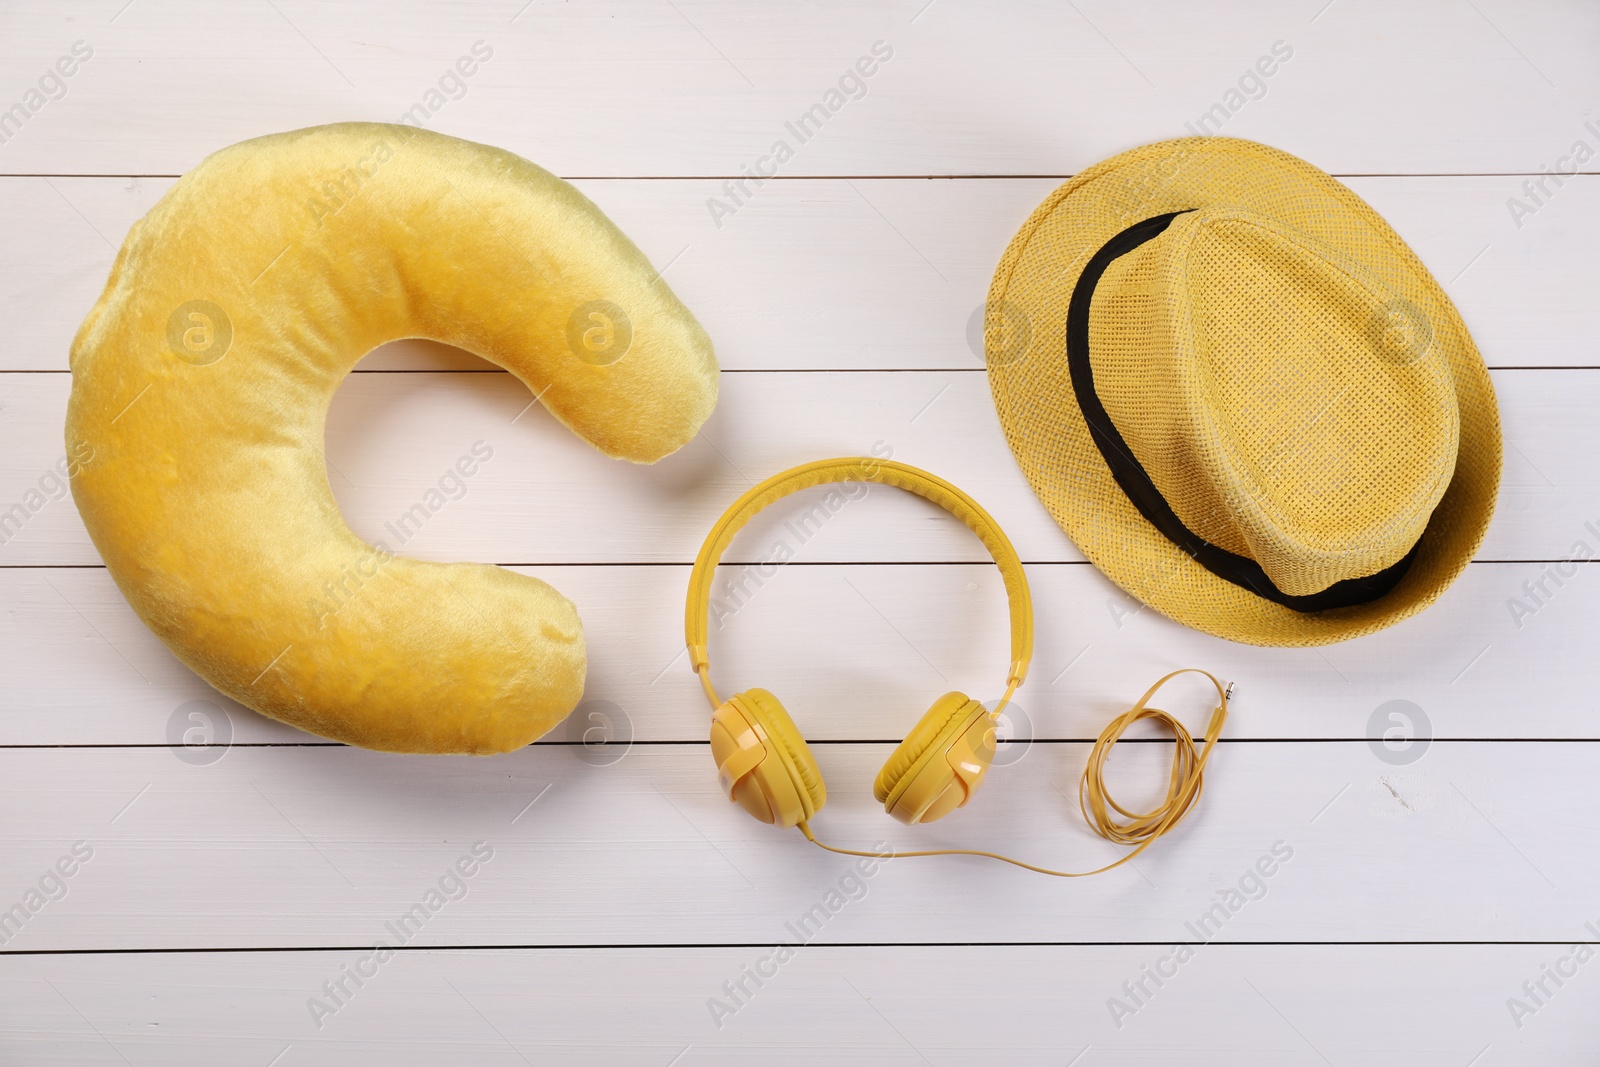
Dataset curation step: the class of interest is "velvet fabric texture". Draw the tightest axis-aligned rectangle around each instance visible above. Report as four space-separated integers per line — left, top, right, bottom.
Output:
66 123 719 754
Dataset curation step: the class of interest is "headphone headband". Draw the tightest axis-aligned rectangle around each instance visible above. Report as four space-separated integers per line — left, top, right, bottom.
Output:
685 458 1033 701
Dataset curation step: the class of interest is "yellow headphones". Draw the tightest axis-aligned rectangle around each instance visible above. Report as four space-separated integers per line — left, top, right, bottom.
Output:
685 457 1033 829
686 457 1232 877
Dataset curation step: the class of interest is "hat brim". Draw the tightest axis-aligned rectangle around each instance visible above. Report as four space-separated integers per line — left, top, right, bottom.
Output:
986 137 1502 647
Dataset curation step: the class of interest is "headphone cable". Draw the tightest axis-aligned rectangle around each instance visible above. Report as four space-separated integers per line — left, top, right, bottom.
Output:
798 669 1231 878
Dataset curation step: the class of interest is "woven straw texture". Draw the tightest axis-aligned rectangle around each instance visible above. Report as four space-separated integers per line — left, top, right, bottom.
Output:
985 137 1501 647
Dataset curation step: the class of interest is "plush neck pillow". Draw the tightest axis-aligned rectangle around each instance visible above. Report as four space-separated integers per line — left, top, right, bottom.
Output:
66 123 718 754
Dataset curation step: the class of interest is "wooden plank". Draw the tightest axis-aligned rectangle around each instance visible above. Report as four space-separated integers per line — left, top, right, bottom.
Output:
0 369 1591 565
0 740 1589 950
1 943 1589 1064
5 3 1597 1060
1 556 1596 745
7 174 1598 372
1 0 1595 178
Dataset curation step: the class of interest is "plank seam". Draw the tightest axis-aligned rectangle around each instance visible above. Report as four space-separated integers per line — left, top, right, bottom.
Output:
3 940 1591 957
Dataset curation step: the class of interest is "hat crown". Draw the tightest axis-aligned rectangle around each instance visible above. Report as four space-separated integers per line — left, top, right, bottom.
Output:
1089 207 1460 597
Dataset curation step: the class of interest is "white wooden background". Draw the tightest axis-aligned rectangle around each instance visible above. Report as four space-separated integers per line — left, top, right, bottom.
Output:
3 0 1599 1063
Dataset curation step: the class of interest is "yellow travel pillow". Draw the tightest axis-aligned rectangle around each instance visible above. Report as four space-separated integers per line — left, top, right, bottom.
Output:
66 123 718 754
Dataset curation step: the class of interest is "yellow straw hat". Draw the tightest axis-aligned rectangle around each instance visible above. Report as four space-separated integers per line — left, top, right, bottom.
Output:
985 137 1501 647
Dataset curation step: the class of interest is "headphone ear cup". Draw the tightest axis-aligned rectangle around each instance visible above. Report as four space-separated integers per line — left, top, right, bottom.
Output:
873 692 976 803
709 688 825 828
875 693 995 825
742 689 826 818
